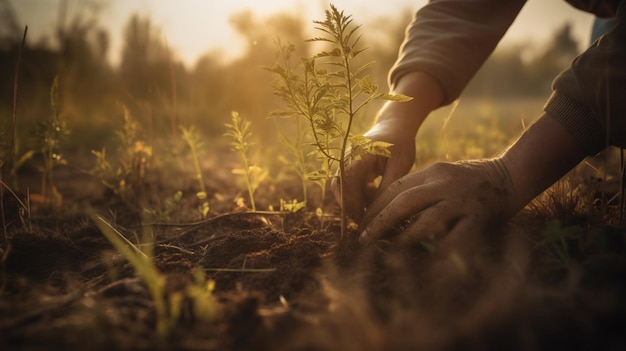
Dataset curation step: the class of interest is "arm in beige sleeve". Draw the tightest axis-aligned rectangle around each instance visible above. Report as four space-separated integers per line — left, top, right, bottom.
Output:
390 0 526 105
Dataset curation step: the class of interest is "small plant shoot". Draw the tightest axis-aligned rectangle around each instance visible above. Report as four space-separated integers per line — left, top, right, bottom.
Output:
225 111 266 212
33 76 70 208
266 4 411 237
89 106 152 203
180 125 210 218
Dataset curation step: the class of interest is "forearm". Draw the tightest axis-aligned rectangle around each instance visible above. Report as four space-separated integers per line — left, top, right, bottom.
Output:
390 0 526 105
498 113 587 215
372 72 444 137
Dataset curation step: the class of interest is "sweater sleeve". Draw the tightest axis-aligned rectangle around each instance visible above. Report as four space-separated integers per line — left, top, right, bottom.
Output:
544 1 626 154
389 0 527 105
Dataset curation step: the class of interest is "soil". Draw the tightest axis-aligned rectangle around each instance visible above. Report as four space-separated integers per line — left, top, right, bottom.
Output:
1 155 626 351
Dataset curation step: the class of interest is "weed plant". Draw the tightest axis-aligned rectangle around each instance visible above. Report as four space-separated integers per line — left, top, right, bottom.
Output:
225 111 266 212
92 214 216 339
32 76 70 207
180 125 210 218
90 106 151 203
266 4 410 236
143 190 183 222
92 214 171 337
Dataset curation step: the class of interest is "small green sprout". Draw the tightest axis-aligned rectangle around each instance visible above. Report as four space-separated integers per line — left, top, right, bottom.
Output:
33 76 70 207
143 190 183 222
279 198 306 213
89 106 151 201
180 125 210 218
225 111 266 212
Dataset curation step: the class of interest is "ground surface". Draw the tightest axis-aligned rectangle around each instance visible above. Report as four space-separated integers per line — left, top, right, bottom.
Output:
1 153 626 351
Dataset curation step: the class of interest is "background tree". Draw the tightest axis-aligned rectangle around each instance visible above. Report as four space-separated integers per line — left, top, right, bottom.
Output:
118 14 188 137
466 22 580 99
55 0 114 132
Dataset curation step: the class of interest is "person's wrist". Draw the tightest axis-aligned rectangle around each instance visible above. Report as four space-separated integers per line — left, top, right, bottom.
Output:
390 72 444 108
481 158 523 219
497 113 587 216
374 71 445 135
371 107 422 136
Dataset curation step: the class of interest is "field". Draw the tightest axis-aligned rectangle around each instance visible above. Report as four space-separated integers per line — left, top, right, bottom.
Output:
2 93 625 350
2 6 626 350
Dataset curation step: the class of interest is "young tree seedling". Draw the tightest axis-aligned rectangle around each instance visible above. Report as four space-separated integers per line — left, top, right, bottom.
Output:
266 4 411 237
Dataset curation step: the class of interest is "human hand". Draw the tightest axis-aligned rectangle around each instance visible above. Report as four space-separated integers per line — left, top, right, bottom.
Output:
330 72 444 223
359 159 519 248
331 117 419 223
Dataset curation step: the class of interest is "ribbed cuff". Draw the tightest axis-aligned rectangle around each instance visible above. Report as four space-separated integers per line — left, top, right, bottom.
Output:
543 91 605 155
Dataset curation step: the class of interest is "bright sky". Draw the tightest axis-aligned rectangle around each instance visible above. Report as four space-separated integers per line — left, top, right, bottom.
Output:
12 0 596 67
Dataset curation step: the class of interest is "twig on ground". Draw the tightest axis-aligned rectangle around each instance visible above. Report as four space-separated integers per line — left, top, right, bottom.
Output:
151 211 291 245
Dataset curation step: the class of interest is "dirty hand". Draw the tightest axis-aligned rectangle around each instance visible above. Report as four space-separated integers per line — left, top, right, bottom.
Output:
358 112 589 246
330 117 419 223
359 159 518 246
330 72 445 222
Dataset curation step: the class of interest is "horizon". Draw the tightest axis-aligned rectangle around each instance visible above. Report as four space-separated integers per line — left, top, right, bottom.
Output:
10 0 596 68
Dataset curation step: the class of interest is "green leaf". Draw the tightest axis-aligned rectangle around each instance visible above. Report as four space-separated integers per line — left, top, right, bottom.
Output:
306 170 330 180
376 93 413 102
367 140 394 157
349 134 370 148
279 198 306 213
313 48 341 58
358 76 377 95
269 110 296 119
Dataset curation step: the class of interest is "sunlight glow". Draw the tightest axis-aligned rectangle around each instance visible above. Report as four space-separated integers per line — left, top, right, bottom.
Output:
12 0 594 68
112 0 323 65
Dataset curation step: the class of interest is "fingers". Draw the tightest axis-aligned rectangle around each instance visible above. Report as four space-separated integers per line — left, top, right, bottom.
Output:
331 154 387 222
360 184 442 244
394 204 461 246
376 148 416 197
361 170 433 227
330 128 417 223
404 209 486 245
367 201 491 261
362 189 490 246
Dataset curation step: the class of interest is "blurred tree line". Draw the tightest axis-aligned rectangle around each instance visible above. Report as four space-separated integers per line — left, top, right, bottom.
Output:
466 23 580 97
0 2 582 152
